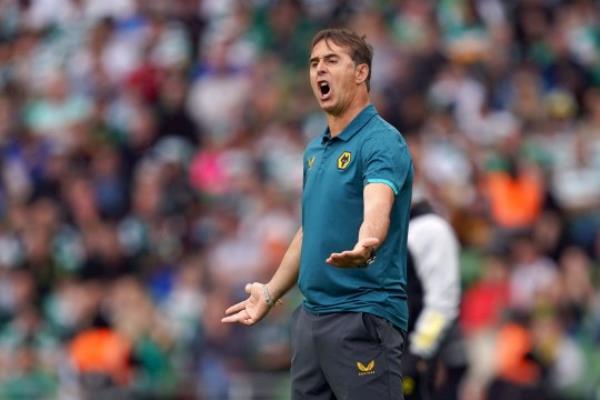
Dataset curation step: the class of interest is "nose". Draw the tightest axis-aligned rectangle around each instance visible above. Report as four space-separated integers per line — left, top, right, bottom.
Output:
316 60 327 75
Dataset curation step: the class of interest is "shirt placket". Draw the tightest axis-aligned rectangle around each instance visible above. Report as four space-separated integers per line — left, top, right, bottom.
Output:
316 139 337 179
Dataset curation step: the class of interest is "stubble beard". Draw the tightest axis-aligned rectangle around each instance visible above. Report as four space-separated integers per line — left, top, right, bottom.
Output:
321 93 350 117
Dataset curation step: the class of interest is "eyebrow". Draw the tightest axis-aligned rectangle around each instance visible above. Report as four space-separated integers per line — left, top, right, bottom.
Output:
309 53 340 64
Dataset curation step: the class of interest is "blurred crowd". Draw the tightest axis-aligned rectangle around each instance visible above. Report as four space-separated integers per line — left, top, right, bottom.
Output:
0 0 599 398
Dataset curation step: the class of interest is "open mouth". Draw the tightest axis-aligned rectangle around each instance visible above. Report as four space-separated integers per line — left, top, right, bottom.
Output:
318 80 331 99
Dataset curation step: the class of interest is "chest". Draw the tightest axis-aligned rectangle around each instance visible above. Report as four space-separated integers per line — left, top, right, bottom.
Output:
304 141 363 201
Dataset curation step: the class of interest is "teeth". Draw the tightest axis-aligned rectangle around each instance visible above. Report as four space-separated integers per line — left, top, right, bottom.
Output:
319 82 328 87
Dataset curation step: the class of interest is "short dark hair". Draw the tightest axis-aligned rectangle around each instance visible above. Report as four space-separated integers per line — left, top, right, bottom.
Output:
310 28 374 91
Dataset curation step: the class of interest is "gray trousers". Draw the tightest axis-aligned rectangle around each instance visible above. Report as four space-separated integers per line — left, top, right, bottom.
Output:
291 306 406 400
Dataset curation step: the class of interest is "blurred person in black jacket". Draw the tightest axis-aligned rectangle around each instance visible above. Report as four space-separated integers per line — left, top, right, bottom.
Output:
402 189 468 400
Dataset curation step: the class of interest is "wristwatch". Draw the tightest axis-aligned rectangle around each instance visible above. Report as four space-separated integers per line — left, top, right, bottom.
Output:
359 249 376 268
366 249 376 265
262 284 282 307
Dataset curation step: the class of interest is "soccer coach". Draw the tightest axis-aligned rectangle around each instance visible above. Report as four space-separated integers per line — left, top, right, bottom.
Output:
223 28 413 400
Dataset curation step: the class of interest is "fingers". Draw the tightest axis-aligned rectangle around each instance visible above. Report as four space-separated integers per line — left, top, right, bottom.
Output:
328 250 358 259
226 282 255 314
221 310 254 325
326 238 379 267
326 250 366 267
224 300 247 315
222 283 260 325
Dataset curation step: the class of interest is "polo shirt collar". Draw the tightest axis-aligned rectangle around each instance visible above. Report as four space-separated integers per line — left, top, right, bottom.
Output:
321 104 377 143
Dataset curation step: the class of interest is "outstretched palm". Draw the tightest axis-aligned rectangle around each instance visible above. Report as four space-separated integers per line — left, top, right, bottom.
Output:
326 237 380 268
221 282 271 326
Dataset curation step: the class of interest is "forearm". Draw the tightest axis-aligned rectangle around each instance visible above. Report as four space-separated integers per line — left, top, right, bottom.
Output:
359 183 393 250
358 213 389 251
267 228 302 300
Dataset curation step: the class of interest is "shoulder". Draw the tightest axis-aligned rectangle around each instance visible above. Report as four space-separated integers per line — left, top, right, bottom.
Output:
360 118 410 164
363 116 407 148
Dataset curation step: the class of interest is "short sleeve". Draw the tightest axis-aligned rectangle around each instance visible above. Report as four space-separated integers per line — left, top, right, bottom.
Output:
362 134 411 195
302 159 307 189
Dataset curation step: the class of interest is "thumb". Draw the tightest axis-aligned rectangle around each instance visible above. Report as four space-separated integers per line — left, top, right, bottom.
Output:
359 237 380 249
245 283 254 294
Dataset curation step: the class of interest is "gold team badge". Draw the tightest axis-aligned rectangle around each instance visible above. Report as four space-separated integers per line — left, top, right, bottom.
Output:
337 151 352 170
307 155 316 169
356 360 376 376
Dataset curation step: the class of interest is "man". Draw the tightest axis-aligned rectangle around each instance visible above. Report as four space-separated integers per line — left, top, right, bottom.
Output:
403 194 467 400
222 28 413 400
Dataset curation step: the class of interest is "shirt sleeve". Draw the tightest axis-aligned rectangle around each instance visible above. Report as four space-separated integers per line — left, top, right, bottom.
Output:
362 133 411 195
302 158 307 190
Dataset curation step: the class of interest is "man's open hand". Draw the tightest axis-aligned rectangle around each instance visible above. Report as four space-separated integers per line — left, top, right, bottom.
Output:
221 282 271 326
326 237 379 268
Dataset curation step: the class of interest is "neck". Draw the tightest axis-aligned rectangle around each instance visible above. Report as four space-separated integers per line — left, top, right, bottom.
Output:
327 93 370 137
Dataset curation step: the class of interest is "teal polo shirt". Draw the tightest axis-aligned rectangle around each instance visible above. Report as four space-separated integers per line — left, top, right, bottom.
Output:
299 104 413 332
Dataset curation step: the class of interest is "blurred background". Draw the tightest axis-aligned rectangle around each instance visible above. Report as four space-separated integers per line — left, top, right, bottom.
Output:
0 0 599 398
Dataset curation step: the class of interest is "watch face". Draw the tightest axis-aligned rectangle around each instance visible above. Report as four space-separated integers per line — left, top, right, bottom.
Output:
366 252 376 265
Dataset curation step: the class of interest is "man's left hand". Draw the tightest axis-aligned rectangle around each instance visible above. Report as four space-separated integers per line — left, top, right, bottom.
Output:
326 237 379 268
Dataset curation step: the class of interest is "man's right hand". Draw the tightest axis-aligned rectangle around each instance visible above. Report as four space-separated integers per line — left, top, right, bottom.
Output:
221 282 272 326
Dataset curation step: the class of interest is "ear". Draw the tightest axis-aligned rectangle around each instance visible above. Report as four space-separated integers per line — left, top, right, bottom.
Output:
355 63 369 86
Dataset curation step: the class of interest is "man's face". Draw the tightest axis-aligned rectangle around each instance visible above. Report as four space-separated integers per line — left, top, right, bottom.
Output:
309 40 364 115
